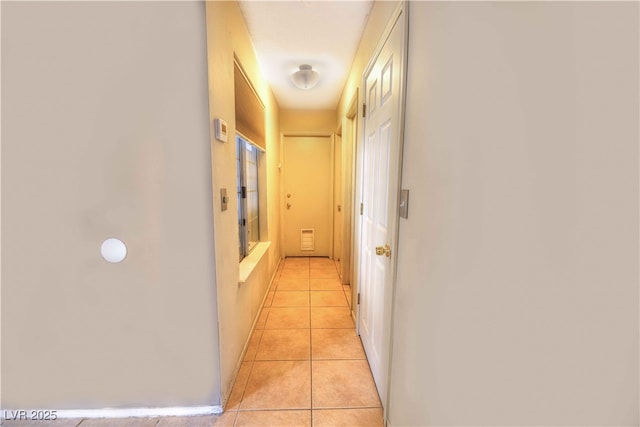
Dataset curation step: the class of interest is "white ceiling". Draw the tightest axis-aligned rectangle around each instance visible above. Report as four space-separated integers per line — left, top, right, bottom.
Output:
238 1 373 110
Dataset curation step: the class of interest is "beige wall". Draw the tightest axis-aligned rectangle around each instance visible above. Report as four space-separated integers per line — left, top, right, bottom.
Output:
389 2 639 425
204 1 282 404
1 2 220 408
280 110 337 134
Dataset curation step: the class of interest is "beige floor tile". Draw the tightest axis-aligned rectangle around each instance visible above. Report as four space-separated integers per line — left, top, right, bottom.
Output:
282 263 309 270
280 270 309 281
272 291 310 307
264 291 275 308
211 412 238 427
309 269 339 280
277 277 310 291
309 258 335 268
311 307 353 329
244 329 263 361
241 361 311 410
310 291 348 307
312 408 383 427
77 419 158 427
255 308 269 329
285 257 310 268
308 263 336 271
156 413 237 427
309 278 342 291
226 361 254 410
311 329 365 360
312 360 381 409
235 410 310 427
281 265 309 277
1 420 83 427
265 307 310 329
256 329 310 360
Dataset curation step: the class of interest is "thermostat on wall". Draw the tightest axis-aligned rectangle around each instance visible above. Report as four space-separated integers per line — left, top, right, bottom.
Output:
214 118 228 143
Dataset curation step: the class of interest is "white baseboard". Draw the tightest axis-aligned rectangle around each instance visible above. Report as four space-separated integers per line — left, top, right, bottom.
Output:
2 406 224 420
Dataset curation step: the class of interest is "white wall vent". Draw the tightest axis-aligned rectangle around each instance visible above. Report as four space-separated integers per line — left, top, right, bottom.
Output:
300 229 315 251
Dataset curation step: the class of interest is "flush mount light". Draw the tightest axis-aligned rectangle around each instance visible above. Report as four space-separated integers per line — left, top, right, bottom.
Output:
290 64 320 90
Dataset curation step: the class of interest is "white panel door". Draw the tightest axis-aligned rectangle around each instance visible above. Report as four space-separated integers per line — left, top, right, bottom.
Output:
358 8 406 407
283 135 333 257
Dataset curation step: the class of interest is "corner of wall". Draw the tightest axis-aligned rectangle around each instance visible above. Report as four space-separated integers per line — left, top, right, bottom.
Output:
205 0 282 399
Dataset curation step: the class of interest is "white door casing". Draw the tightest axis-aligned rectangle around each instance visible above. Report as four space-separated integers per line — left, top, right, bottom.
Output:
334 135 343 261
357 4 407 409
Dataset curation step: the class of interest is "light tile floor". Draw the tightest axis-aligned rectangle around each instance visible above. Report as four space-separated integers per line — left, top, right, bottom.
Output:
1 258 381 427
225 257 382 426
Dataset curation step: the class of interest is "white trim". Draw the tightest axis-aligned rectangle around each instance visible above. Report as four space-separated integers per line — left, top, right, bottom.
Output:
1 406 224 419
361 2 405 81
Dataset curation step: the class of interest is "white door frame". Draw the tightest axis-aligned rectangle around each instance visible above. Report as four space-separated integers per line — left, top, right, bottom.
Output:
280 131 336 258
342 94 359 301
333 133 342 261
354 0 409 413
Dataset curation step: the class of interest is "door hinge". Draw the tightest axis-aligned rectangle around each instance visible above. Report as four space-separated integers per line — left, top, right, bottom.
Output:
241 186 247 199
362 104 366 118
357 293 361 304
360 203 364 215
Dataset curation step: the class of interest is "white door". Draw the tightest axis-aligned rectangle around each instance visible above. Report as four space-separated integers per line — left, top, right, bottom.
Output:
358 7 406 406
283 135 333 257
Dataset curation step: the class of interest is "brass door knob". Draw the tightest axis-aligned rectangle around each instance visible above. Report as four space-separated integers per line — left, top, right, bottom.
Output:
375 244 391 257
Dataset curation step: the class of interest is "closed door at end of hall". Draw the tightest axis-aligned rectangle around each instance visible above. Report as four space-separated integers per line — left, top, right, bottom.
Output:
283 135 333 257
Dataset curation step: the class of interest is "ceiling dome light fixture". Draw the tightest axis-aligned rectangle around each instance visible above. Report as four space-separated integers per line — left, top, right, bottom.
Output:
290 64 320 90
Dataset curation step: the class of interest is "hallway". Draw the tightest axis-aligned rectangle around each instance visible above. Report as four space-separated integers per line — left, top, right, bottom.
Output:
221 256 383 426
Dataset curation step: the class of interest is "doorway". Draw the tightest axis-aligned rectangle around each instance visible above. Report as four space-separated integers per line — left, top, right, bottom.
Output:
341 97 358 297
356 4 407 409
282 134 334 257
333 134 343 265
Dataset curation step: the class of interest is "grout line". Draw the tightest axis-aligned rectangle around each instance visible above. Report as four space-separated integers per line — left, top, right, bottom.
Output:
236 408 312 413
235 354 256 414
307 260 313 426
308 258 314 425
312 405 384 410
